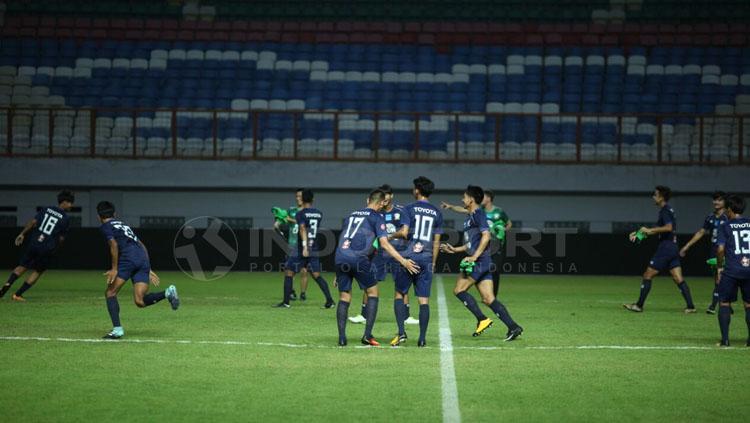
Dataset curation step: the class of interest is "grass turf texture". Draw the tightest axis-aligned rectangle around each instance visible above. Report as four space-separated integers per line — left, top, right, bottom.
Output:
0 270 748 421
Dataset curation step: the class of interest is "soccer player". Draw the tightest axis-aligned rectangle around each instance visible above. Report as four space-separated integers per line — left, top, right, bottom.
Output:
389 176 443 347
679 191 727 313
97 201 179 339
272 189 309 301
0 190 74 301
273 189 334 309
714 194 750 347
349 184 419 325
624 186 696 313
334 188 419 346
441 185 523 341
442 189 512 296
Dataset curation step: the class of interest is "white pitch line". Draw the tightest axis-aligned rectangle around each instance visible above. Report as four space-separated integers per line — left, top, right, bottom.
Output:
436 276 462 423
0 336 743 351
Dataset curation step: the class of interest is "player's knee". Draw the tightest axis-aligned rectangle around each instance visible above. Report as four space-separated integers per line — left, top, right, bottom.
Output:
480 294 494 305
134 298 146 308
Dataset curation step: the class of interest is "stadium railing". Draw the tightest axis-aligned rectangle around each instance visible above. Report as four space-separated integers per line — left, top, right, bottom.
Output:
1 107 748 165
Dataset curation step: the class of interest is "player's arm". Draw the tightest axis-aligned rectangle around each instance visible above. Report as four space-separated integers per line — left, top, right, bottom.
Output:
104 239 119 285
299 223 309 257
716 244 725 277
505 219 513 230
14 217 37 246
639 223 673 236
432 233 441 270
440 202 468 214
441 243 467 254
391 224 409 240
679 228 707 256
464 230 491 263
379 236 419 274
284 215 296 224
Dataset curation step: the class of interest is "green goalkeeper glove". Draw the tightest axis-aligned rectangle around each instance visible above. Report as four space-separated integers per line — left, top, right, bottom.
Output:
271 207 289 224
632 229 648 244
459 259 476 275
490 221 506 241
706 257 717 269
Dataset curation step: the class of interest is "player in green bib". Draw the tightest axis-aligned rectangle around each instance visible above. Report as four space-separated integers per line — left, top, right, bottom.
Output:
272 190 309 301
442 189 511 296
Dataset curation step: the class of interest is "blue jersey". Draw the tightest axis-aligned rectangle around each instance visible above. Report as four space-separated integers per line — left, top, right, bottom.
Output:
335 207 387 262
380 204 407 256
657 204 677 243
295 207 322 256
717 217 750 278
402 200 444 262
29 206 70 250
463 208 490 259
100 219 146 261
702 213 728 247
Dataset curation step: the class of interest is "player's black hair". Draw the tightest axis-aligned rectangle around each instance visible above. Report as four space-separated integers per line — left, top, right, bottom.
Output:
57 190 75 204
378 184 393 195
368 189 387 203
96 201 115 218
654 185 671 202
725 194 746 214
484 189 495 201
465 185 484 205
712 191 726 201
300 189 314 203
295 187 304 193
413 176 434 198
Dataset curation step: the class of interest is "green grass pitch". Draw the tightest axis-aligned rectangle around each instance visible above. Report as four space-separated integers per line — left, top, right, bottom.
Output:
1 271 748 422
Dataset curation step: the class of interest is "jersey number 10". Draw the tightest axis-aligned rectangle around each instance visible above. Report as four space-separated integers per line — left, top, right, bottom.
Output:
413 215 434 242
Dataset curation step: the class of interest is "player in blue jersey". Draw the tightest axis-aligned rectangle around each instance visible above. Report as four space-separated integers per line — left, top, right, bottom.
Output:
441 185 523 341
273 189 334 309
1 190 74 301
97 201 180 339
679 191 727 314
624 186 696 313
714 194 750 347
334 188 419 346
389 176 443 347
349 184 418 325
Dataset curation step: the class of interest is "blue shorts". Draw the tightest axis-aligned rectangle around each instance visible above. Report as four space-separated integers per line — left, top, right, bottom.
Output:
118 257 150 284
465 257 493 283
394 260 433 298
285 255 321 274
335 258 377 292
717 273 750 303
19 244 54 271
649 243 681 272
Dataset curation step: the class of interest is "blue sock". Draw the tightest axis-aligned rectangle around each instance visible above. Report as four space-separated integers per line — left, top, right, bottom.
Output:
455 291 487 322
143 291 166 306
337 300 350 342
361 302 366 317
363 296 379 339
677 281 695 309
0 272 19 297
405 302 411 320
106 296 121 327
418 304 430 343
636 279 652 308
314 276 333 303
489 300 518 330
710 286 719 309
719 305 731 344
283 275 293 304
394 298 406 336
14 282 33 297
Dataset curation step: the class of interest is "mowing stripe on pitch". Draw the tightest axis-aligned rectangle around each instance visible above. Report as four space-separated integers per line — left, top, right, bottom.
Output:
0 338 742 352
436 276 462 423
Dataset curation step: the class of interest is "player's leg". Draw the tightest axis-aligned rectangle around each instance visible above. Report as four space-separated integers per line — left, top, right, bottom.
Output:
361 282 380 345
103 277 128 339
454 275 491 336
11 269 45 301
740 280 750 346
716 273 737 346
707 267 720 314
624 266 660 312
669 266 696 312
335 264 354 346
310 258 334 308
299 268 308 301
275 256 298 307
0 265 27 298
414 265 432 347
390 267 411 345
476 278 523 340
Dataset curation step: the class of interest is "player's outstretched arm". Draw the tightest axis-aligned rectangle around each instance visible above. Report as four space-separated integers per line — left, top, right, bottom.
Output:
104 239 119 285
640 223 673 236
14 218 37 246
379 236 420 274
680 228 707 257
440 202 468 214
